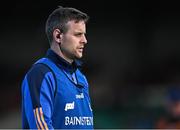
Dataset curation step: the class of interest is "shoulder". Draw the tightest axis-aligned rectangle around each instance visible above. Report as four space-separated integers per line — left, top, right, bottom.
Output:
28 63 52 75
26 63 54 82
155 117 168 129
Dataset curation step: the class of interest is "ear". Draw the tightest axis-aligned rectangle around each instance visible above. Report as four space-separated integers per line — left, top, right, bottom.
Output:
53 29 63 43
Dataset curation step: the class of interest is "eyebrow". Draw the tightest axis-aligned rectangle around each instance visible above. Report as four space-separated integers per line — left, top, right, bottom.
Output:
74 31 86 35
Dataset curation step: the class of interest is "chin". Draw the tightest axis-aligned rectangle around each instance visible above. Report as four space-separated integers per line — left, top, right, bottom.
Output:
76 54 83 59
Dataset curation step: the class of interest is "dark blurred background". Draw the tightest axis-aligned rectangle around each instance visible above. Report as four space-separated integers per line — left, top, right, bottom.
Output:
1 0 180 128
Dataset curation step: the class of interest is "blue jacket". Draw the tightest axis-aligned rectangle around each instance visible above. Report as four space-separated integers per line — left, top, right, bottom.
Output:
21 49 93 129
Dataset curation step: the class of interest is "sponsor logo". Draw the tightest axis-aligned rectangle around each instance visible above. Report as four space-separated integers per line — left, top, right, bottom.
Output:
65 116 93 126
65 102 74 111
76 93 84 99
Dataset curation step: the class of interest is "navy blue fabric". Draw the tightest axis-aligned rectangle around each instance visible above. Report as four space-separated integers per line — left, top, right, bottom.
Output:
45 49 82 73
26 64 53 108
167 87 180 102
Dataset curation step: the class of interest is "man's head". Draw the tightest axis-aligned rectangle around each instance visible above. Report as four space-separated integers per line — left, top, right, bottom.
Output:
45 6 89 62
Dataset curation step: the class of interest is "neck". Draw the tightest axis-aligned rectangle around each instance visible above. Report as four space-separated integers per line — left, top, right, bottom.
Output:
50 42 73 64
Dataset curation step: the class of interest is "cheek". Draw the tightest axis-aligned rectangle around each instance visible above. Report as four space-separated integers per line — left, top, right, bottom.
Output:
62 36 79 51
175 104 180 112
62 41 76 53
67 39 78 50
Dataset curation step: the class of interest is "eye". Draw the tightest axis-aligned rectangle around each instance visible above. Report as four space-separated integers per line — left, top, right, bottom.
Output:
74 33 83 37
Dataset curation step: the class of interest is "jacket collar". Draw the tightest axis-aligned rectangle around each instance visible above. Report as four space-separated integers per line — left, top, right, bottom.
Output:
45 49 82 73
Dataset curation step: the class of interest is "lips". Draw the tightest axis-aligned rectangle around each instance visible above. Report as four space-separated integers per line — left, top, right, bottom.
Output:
77 47 84 52
78 48 83 53
79 46 84 49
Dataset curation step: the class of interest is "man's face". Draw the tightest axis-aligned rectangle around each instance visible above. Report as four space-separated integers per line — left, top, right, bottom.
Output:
60 20 87 61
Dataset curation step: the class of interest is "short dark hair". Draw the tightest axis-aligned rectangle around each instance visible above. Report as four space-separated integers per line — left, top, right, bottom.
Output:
45 6 89 44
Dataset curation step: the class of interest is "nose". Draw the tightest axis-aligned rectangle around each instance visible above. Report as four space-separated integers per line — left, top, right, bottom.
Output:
81 34 87 44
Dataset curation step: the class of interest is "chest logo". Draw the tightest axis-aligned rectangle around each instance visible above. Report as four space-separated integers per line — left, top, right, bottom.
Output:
65 101 75 111
76 93 84 99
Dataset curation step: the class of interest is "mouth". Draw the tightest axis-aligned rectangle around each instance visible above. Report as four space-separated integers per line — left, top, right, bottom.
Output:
77 47 84 53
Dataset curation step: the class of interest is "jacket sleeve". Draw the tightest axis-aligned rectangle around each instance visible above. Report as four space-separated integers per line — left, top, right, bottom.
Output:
22 64 56 129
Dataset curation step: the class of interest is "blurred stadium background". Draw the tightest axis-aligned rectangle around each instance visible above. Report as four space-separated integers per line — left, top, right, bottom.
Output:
1 0 180 128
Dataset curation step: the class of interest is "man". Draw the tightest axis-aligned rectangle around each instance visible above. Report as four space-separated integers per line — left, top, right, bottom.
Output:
21 6 93 129
155 87 180 128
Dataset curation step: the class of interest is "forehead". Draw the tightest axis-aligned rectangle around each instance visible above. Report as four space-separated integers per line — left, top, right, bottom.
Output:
66 20 86 32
